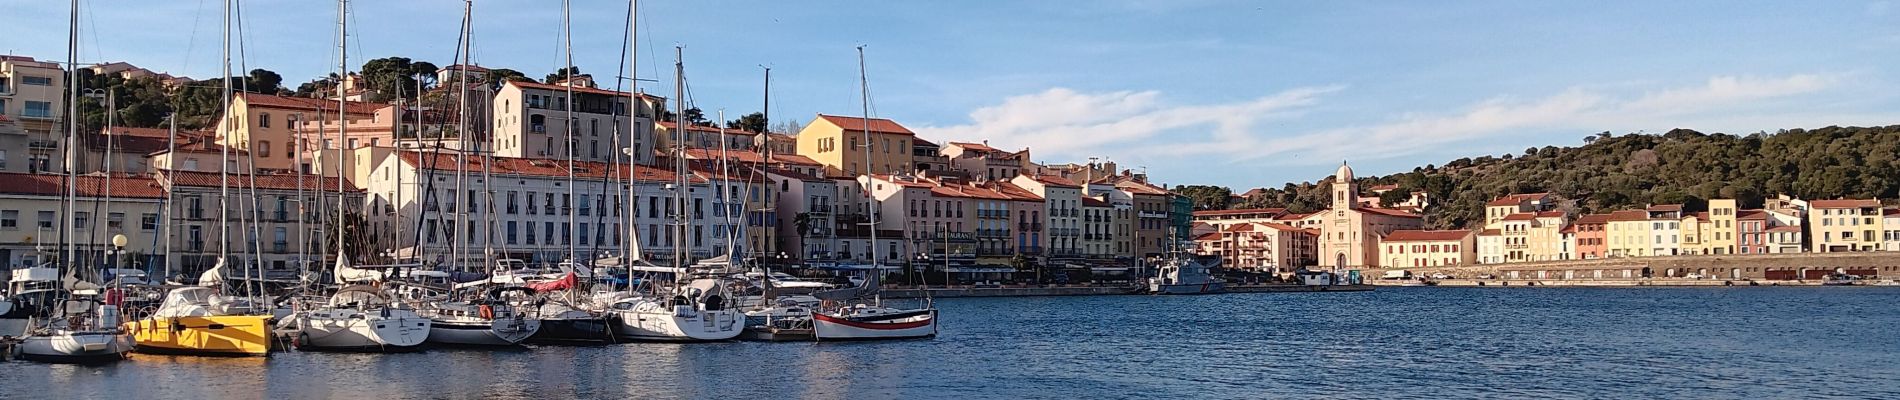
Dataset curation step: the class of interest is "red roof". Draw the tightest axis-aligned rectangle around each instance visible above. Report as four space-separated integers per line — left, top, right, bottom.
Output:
1081 197 1111 207
1501 213 1537 221
772 154 822 166
930 184 1009 200
1478 229 1501 236
1737 209 1769 220
1885 208 1899 216
1192 208 1284 217
1257 222 1303 232
0 173 166 199
166 170 360 192
1225 224 1255 232
869 174 934 189
678 148 822 167
1383 229 1472 242
1766 225 1803 233
1487 193 1550 206
1607 210 1649 222
1193 232 1222 241
1369 184 1399 191
1535 211 1565 218
1117 181 1170 196
1280 212 1317 220
239 93 380 115
658 120 756 135
1573 213 1612 225
1809 199 1880 208
398 152 692 184
814 114 914 136
989 181 1044 202
1029 174 1081 189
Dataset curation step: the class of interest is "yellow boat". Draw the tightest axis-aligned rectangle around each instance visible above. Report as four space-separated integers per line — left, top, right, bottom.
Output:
123 287 273 356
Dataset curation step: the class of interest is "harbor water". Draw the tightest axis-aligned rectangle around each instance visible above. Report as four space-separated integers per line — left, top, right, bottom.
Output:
4 287 1899 399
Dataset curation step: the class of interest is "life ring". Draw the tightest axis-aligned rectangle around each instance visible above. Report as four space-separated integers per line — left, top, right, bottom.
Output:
478 305 495 320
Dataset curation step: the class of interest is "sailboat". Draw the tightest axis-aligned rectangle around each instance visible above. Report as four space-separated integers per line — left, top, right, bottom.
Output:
16 0 134 363
279 0 431 352
809 47 938 341
127 2 276 354
421 286 540 346
607 47 743 342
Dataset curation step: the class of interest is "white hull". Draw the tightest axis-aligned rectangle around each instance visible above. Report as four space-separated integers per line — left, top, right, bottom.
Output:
428 317 540 346
1151 282 1225 294
611 304 743 342
812 309 938 341
16 330 133 363
294 309 431 352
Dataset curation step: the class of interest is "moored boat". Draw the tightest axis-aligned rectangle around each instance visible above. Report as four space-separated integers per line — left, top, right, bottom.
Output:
811 303 938 341
16 296 134 364
286 285 430 352
610 277 744 342
423 286 541 346
1148 257 1226 295
124 286 272 356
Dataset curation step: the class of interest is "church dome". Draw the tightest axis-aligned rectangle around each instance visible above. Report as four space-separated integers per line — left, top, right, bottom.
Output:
1335 161 1353 181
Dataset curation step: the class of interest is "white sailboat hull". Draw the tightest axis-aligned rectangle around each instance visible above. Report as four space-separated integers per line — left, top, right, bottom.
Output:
16 330 133 363
428 317 540 346
294 309 430 352
612 305 743 342
812 309 938 341
1150 281 1225 295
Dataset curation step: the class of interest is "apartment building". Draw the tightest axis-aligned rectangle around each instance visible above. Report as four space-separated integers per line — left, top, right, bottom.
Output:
0 173 165 269
0 55 67 174
1381 229 1476 268
794 114 917 178
941 141 1028 182
1012 174 1084 261
1807 199 1884 252
160 170 359 278
490 80 658 166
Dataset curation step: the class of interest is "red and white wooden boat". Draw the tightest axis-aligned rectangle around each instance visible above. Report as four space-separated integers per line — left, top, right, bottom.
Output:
811 304 937 341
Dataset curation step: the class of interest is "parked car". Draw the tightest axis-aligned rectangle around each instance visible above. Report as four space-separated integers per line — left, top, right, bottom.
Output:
1429 273 1453 280
1476 274 1497 279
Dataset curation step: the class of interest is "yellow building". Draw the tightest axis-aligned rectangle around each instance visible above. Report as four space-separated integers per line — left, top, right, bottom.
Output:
1380 230 1475 268
217 93 381 173
1707 199 1738 254
1808 199 1884 252
1317 162 1426 268
1483 193 1553 229
794 114 917 178
1604 210 1651 258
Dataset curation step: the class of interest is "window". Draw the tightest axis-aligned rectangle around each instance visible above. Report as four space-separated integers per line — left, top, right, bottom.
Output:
507 221 519 244
141 213 159 231
75 212 90 229
257 141 271 158
0 210 16 229
22 76 53 86
37 211 54 229
24 101 52 118
259 113 272 128
107 212 125 231
526 221 537 244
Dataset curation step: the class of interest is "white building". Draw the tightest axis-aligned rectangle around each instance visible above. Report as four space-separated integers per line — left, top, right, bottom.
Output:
1011 174 1083 261
364 151 716 268
158 170 358 278
0 173 164 270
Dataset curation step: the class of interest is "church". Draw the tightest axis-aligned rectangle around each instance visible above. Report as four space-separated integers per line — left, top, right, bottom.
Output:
1319 162 1426 269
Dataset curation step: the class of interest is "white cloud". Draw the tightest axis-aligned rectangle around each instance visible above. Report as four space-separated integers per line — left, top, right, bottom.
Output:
1234 73 1851 163
915 86 1340 159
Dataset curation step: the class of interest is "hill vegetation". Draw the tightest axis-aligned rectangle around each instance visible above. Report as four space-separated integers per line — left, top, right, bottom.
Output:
1199 125 1900 229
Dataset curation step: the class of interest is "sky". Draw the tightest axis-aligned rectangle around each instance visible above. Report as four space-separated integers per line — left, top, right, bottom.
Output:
6 1 1900 189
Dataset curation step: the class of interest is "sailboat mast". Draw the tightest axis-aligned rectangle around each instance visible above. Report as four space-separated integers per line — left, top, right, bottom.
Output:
163 115 177 279
671 46 685 273
62 0 78 274
622 0 640 295
857 46 877 270
562 0 578 266
217 0 233 277
760 66 771 264
335 0 349 263
461 0 490 270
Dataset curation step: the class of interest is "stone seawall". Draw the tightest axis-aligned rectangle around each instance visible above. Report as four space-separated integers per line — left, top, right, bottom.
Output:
1369 252 1900 281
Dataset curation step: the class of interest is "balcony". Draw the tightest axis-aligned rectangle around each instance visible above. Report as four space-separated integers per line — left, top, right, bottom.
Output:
808 204 833 214
1019 222 1043 231
1139 211 1168 219
273 241 288 253
28 140 58 150
188 241 205 252
977 229 1009 238
977 209 1008 219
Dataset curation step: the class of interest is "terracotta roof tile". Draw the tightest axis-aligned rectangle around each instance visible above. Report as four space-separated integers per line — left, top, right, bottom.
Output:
1809 199 1880 208
0 172 166 199
1737 209 1769 220
1383 229 1473 242
166 170 360 192
1574 213 1612 224
399 151 693 183
947 141 1000 153
504 80 664 101
239 93 381 115
1357 207 1422 218
1502 212 1537 221
814 114 914 136
1607 210 1650 222
1081 197 1111 207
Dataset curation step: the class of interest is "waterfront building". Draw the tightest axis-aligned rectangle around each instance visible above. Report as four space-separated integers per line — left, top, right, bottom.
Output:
1572 213 1610 259
756 132 795 156
1 56 68 174
767 168 837 261
1380 229 1475 268
1476 229 1503 264
911 139 952 175
1367 184 1431 210
1604 210 1651 257
941 141 1028 182
365 151 707 267
1191 208 1287 231
990 180 1047 258
1708 199 1739 254
489 80 658 166
1195 222 1315 272
694 166 778 260
1646 205 1685 256
1012 174 1084 261
1081 197 1113 259
865 174 975 268
1807 199 1884 252
1318 162 1425 269
1737 210 1770 254
795 114 917 177
1679 213 1710 256
1882 208 1899 251
159 170 357 277
144 136 253 173
1117 181 1173 258
85 127 197 174
1764 225 1805 253
0 173 164 269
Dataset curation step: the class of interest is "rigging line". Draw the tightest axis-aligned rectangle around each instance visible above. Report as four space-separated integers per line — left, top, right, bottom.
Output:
181 0 208 75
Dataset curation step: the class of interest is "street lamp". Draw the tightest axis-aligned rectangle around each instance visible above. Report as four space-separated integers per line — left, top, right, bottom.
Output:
111 234 129 273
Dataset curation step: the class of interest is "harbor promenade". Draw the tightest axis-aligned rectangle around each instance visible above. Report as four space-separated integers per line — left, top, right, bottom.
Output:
880 283 1373 298
1364 252 1900 286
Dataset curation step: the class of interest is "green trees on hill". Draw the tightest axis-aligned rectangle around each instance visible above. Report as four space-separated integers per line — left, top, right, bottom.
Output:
1227 126 1900 230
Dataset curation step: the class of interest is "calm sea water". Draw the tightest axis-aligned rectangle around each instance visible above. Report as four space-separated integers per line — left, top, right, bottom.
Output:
4 287 1899 399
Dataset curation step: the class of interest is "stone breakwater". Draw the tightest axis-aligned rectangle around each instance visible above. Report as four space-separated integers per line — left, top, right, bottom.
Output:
1367 252 1900 285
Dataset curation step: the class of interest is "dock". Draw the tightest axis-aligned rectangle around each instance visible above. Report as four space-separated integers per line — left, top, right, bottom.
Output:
880 283 1372 298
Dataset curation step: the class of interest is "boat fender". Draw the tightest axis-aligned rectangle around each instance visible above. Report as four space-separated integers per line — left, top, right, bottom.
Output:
478 305 495 320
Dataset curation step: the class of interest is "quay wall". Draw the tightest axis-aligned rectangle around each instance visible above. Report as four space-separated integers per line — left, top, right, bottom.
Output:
1367 252 1900 282
882 285 1138 298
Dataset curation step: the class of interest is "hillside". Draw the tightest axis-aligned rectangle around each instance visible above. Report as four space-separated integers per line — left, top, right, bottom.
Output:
1197 125 1900 229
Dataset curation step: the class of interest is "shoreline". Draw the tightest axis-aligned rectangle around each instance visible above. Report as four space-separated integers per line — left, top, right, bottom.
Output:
878 283 1374 298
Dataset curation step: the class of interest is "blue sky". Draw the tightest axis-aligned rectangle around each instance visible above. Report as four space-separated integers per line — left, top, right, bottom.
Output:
7 1 1900 189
